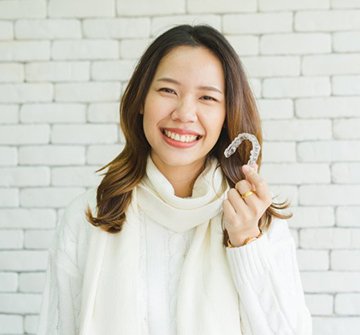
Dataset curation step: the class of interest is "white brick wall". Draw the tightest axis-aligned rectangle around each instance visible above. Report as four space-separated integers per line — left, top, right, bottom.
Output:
0 1 359 334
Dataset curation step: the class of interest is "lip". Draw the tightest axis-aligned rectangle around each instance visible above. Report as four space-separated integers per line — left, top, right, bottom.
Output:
160 127 202 149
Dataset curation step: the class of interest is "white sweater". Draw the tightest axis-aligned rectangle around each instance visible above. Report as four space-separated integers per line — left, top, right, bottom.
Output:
37 187 312 334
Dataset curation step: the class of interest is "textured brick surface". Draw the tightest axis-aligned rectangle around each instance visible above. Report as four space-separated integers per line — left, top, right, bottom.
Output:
0 1 359 334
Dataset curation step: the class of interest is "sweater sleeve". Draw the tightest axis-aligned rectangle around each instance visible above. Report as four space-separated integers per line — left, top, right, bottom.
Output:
226 219 312 335
36 203 83 335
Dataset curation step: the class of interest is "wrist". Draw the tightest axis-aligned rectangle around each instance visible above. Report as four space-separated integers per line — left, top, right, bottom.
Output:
227 228 262 248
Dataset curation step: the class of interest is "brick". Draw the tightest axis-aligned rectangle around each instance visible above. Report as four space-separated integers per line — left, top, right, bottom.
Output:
295 10 360 32
334 119 360 139
263 77 331 98
332 251 360 271
331 0 360 8
88 103 120 123
0 251 47 271
300 228 360 249
305 294 333 316
118 0 185 15
151 15 221 37
261 33 331 55
262 163 330 184
332 163 360 184
335 294 360 315
52 166 102 187
297 250 329 270
0 63 24 82
242 56 300 77
224 36 259 56
24 315 38 335
0 167 50 187
290 207 335 228
0 21 13 39
224 13 292 34
20 103 86 123
0 125 49 144
263 119 331 141
19 272 46 293
0 189 18 207
0 293 41 313
15 19 81 39
55 82 121 102
87 145 124 165
296 97 360 118
0 273 17 292
337 207 360 227
313 317 360 335
0 230 23 249
0 147 17 166
20 187 85 208
0 314 23 333
91 60 136 81
0 209 56 229
259 0 329 11
0 105 18 124
334 32 360 52
303 54 360 75
24 230 55 250
262 142 296 162
84 18 150 38
19 145 85 165
269 185 298 206
25 61 90 82
0 0 46 19
188 0 255 13
0 83 53 103
298 140 360 162
249 78 261 98
302 271 360 293
49 0 115 18
52 40 118 60
119 38 151 59
300 185 360 206
51 125 118 144
333 75 360 96
0 41 50 61
257 99 294 120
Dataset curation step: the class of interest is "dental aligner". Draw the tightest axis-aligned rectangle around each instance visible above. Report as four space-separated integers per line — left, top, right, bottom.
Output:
224 132 261 165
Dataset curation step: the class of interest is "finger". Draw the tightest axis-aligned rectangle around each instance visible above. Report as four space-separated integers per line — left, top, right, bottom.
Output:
235 179 262 209
227 188 248 214
242 165 271 203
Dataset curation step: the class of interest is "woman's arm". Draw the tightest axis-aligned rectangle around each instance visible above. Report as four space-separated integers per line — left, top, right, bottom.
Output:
226 219 312 335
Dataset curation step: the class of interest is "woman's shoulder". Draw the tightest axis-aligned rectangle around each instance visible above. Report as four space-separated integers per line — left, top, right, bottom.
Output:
55 187 98 247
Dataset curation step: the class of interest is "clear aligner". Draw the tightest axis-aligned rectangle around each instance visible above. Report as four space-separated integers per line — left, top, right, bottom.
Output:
224 132 261 165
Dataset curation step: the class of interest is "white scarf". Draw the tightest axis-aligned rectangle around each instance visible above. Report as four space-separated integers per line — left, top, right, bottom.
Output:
79 157 242 335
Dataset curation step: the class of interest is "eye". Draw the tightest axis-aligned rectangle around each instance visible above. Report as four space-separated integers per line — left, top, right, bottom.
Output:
201 95 218 102
159 87 177 95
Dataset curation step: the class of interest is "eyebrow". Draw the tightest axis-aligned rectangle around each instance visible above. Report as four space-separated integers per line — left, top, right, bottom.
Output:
156 77 223 94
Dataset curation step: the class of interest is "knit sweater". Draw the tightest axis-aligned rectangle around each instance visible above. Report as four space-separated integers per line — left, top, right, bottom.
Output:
37 178 312 335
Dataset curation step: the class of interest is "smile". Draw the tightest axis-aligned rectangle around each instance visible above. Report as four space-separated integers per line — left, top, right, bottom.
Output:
162 129 201 143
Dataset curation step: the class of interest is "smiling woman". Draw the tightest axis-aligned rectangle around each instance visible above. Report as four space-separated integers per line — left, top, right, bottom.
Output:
37 25 312 335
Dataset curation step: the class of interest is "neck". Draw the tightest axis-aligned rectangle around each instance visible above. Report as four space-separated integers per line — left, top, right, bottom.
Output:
150 156 206 198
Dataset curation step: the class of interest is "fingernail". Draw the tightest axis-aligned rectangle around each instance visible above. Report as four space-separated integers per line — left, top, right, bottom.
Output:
243 165 251 172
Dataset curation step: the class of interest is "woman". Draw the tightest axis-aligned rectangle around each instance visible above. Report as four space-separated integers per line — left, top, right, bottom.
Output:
37 25 312 335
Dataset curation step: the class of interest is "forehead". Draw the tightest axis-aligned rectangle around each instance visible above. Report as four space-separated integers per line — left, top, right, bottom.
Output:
154 46 225 87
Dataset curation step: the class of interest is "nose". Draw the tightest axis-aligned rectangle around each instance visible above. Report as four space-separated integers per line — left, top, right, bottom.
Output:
171 97 197 123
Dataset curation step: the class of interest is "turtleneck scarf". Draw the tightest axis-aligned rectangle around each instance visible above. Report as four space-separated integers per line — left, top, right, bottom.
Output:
78 156 243 335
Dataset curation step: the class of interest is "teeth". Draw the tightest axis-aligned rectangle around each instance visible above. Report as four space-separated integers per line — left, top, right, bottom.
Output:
164 130 199 143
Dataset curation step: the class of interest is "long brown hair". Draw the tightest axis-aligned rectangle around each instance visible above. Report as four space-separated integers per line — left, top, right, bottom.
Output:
86 24 290 246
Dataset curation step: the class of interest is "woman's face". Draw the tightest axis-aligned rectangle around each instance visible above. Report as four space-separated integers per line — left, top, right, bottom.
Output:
143 45 226 173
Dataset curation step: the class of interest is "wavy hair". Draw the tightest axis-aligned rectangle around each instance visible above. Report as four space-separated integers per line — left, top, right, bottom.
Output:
85 24 290 246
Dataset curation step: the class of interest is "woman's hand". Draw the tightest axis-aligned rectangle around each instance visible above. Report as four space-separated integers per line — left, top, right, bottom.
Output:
223 164 272 247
